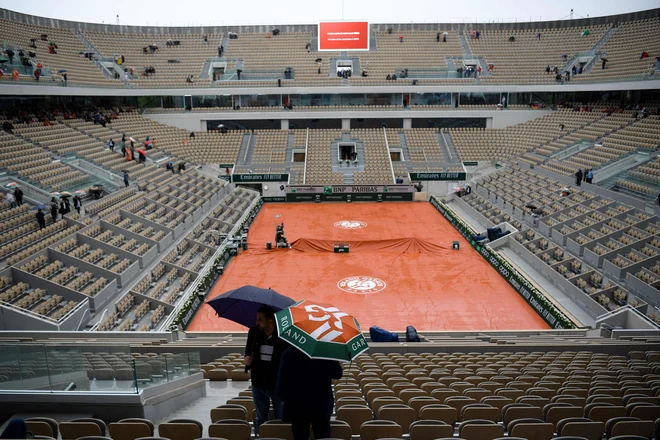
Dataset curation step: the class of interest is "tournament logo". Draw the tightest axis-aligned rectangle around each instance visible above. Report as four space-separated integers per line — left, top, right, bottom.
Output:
337 276 386 294
334 220 367 229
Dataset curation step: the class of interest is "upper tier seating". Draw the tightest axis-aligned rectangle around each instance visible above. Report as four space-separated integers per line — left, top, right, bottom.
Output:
0 19 118 85
467 25 609 84
83 31 223 87
576 19 660 83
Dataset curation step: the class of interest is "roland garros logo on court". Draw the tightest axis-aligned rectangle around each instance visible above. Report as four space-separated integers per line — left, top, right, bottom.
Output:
334 220 367 229
337 276 386 294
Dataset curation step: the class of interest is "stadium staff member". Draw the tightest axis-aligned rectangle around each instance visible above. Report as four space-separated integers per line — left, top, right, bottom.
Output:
244 305 286 435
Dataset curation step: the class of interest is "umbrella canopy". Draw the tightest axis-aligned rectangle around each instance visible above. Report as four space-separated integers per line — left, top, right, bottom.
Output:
32 204 48 210
74 189 87 195
4 182 19 188
275 300 368 362
206 285 296 328
129 137 136 143
58 191 72 198
57 69 67 73
137 149 146 154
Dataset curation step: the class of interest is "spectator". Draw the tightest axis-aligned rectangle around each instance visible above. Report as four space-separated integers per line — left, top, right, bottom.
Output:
12 69 19 81
63 73 67 83
34 69 40 81
108 139 115 151
586 168 594 184
399 35 404 43
58 200 67 218
276 346 343 440
190 132 195 139
572 65 577 75
30 38 37 48
203 34 208 43
5 49 14 64
443 32 447 43
508 35 515 42
537 32 542 40
14 187 23 206
245 305 287 434
501 95 507 108
546 65 551 74
121 143 126 157
6 192 16 209
73 195 82 214
575 169 583 186
35 209 46 230
640 51 649 60
123 171 129 187
50 199 58 222
392 73 397 81
436 33 440 42
0 418 28 439
562 54 568 62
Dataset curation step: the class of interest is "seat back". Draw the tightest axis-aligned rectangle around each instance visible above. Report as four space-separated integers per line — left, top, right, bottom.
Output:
509 421 554 440
409 421 453 440
157 422 202 440
458 421 504 440
258 422 293 440
109 423 152 440
210 406 248 422
328 420 352 440
377 404 415 433
208 420 250 440
359 420 403 440
60 422 102 440
336 404 373 435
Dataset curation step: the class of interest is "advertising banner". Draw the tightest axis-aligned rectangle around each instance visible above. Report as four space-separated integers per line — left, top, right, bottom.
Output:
318 21 370 51
409 172 467 181
231 173 289 183
287 185 414 194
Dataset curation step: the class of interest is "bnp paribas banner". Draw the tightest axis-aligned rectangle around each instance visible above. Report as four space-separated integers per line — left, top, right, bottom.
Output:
286 185 414 202
288 185 415 194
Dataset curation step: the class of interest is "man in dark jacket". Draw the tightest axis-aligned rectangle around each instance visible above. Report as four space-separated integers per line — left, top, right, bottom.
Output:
276 347 343 440
244 305 286 435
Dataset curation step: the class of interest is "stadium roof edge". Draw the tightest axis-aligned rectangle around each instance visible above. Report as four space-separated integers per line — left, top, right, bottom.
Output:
0 7 658 35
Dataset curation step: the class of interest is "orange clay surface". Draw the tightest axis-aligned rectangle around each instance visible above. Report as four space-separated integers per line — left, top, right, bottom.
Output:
188 202 548 332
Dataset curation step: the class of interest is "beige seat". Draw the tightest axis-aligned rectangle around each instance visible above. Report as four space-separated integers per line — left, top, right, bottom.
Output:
377 404 415 434
359 420 403 440
208 420 251 440
59 422 102 440
336 404 373 435
258 421 293 440
409 420 453 440
157 420 202 440
210 405 248 422
109 422 153 440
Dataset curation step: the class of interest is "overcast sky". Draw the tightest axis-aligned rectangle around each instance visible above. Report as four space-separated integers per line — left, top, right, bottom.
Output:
0 0 657 26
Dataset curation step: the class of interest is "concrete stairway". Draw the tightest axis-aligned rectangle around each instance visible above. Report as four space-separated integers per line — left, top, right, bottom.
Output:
438 131 459 163
236 133 252 166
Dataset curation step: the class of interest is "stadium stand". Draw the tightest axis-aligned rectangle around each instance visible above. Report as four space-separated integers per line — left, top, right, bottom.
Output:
1 7 660 437
576 18 660 83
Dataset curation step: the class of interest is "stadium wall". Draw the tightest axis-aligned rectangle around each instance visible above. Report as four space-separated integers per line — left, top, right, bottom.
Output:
144 109 552 131
0 7 657 35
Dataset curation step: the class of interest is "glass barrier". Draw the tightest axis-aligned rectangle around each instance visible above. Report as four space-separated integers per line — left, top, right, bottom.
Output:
0 344 201 394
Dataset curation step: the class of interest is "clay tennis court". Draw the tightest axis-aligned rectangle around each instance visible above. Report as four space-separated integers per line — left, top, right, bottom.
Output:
188 202 548 332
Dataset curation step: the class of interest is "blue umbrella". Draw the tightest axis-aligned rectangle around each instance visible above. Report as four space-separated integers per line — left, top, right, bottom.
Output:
57 69 67 73
206 285 296 328
32 204 48 210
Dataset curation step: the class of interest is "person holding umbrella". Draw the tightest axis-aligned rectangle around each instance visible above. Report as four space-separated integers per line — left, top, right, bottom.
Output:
275 301 368 440
50 198 58 222
245 305 287 435
35 208 46 229
206 286 296 435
